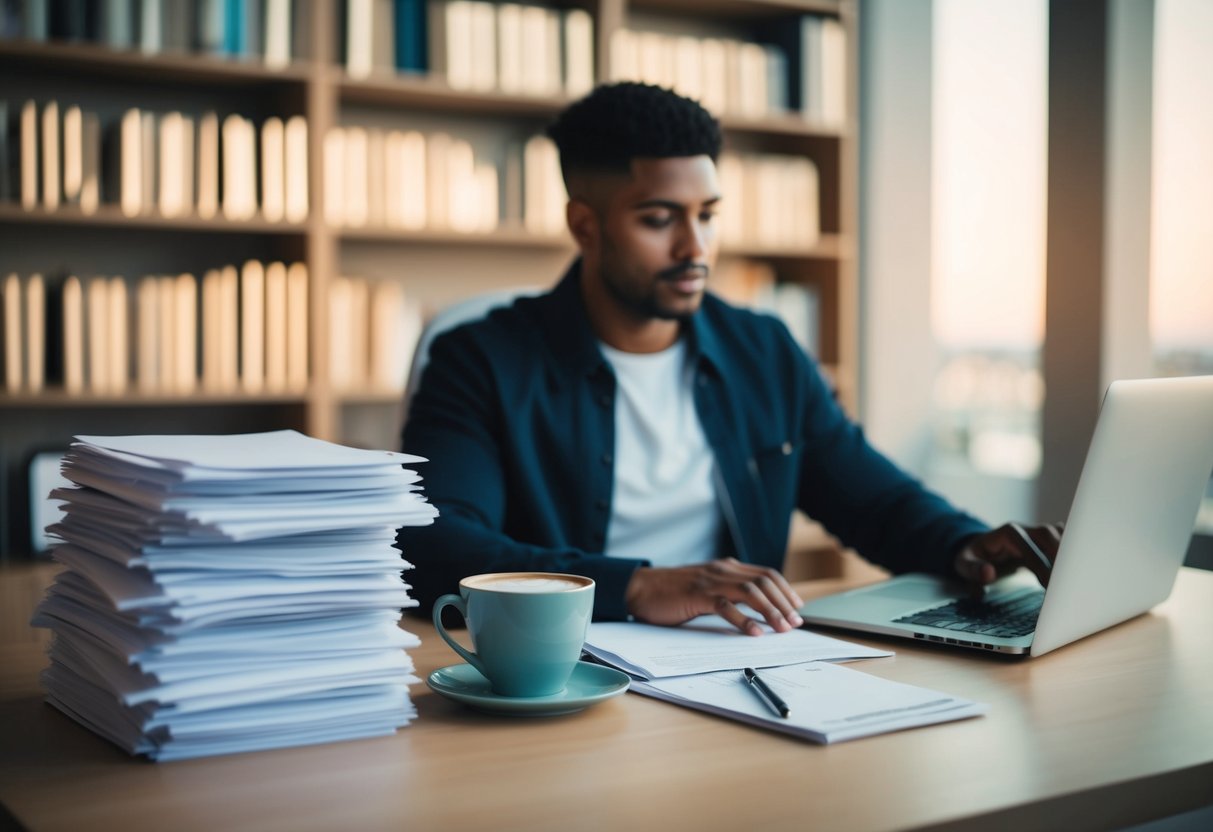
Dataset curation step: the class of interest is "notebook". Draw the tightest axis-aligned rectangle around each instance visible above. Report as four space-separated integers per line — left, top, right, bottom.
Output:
800 375 1213 657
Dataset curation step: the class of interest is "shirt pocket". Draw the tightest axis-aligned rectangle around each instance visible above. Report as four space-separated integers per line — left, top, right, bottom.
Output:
747 439 803 522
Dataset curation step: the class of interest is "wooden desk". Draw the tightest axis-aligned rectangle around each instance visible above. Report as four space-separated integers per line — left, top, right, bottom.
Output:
2 563 1211 832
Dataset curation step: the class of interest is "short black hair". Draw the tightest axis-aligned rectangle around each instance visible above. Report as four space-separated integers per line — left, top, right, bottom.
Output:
546 82 722 184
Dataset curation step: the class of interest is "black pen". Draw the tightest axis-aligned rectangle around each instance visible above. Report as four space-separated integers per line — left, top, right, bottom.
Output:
743 667 790 719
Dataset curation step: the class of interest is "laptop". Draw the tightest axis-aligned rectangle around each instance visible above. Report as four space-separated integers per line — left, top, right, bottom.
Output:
800 375 1213 657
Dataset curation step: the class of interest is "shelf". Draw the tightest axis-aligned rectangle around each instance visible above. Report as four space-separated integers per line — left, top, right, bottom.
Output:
338 391 406 406
722 234 849 261
0 39 312 88
0 204 310 235
338 224 573 250
628 0 843 20
338 72 572 117
0 391 309 409
719 113 849 140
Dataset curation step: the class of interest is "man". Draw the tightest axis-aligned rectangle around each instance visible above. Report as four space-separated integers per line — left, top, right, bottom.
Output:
399 83 1060 635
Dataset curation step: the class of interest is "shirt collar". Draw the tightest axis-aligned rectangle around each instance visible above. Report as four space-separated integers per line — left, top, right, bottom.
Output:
540 258 727 381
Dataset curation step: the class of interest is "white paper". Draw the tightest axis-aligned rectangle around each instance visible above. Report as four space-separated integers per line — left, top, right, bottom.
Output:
73 429 426 470
632 661 988 744
585 615 892 679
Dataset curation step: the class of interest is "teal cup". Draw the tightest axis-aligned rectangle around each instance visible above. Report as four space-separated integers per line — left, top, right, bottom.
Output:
432 572 595 698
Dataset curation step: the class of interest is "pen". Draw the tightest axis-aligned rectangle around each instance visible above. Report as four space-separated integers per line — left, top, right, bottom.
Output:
743 667 789 719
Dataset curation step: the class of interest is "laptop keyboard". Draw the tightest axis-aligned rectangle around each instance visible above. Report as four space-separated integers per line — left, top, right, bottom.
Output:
893 588 1046 638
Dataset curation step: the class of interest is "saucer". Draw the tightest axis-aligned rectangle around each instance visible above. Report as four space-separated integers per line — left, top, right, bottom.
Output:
426 661 631 717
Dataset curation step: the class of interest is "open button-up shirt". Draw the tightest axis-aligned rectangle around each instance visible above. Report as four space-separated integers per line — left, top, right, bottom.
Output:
399 260 988 620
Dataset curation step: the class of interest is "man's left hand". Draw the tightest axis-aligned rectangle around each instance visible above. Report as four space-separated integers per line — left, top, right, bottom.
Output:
954 522 1064 593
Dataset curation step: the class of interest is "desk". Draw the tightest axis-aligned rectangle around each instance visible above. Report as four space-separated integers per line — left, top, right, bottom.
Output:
2 563 1211 832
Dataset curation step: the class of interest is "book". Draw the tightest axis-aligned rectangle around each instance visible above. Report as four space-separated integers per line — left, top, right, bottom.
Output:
438 0 473 90
86 276 109 394
158 112 187 218
327 276 352 391
135 276 158 392
445 136 476 233
140 110 156 218
40 101 59 210
563 8 594 96
323 127 346 226
116 108 141 217
425 131 450 229
820 17 847 125
467 1 495 92
107 277 129 393
366 128 385 227
394 0 426 73
0 102 10 204
283 115 308 223
398 130 426 229
173 272 197 393
61 106 83 206
200 268 222 391
49 0 94 41
344 125 369 228
260 116 285 222
224 0 248 56
346 0 373 78
139 0 161 54
63 275 84 394
25 273 45 393
263 0 291 68
240 259 265 393
285 261 308 391
2 273 21 392
79 112 100 214
221 114 256 221
372 0 396 76
218 264 239 391
196 111 219 219
262 261 287 392
161 0 191 53
347 276 369 388
195 0 225 54
156 275 175 392
496 3 522 93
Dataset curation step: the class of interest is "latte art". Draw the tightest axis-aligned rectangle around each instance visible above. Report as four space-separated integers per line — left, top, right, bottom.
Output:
472 575 588 593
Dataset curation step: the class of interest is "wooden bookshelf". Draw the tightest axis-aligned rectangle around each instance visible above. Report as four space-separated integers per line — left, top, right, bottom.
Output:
0 0 859 558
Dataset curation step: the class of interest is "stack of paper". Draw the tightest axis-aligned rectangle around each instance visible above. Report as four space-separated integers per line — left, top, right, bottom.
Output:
586 616 987 744
31 431 438 761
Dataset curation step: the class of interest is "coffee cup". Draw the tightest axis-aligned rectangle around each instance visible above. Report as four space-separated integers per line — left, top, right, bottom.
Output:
432 572 595 697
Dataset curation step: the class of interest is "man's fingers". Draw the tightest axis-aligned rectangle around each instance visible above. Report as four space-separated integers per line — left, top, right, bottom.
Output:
714 596 763 636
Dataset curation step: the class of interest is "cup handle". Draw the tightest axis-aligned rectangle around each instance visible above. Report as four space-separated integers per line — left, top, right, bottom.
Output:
432 593 490 679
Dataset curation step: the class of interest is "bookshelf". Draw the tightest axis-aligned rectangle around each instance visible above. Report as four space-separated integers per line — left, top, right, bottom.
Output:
0 0 859 559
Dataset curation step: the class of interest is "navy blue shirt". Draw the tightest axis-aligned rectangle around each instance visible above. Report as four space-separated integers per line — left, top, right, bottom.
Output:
399 261 987 620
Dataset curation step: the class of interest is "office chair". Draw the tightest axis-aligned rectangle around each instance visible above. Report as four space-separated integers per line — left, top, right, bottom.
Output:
402 287 540 409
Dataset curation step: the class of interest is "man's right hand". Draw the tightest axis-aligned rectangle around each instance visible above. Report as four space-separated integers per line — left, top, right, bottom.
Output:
624 558 805 636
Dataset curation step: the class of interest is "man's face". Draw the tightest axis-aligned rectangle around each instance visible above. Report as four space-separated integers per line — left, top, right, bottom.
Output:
590 155 721 322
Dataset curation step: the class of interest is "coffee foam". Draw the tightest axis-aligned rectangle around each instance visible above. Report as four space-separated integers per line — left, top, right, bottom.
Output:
470 574 589 593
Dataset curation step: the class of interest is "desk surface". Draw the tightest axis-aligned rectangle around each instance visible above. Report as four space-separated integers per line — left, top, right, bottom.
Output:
2 563 1211 832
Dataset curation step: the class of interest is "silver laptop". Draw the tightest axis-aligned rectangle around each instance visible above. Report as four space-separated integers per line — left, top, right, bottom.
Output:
800 375 1213 657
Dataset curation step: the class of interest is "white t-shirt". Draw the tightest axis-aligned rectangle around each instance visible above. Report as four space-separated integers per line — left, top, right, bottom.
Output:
599 339 721 567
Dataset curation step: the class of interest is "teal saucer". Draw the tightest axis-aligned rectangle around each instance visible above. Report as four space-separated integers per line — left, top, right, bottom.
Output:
426 660 631 717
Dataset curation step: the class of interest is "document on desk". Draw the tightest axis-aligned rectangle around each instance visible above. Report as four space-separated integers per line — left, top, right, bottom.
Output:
585 615 892 679
631 661 988 744
30 431 438 762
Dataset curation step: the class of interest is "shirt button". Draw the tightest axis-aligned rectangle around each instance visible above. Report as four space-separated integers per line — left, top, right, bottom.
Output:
601 453 613 466
782 441 793 455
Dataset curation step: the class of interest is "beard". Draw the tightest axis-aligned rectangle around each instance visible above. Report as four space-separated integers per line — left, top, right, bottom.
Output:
596 241 710 322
